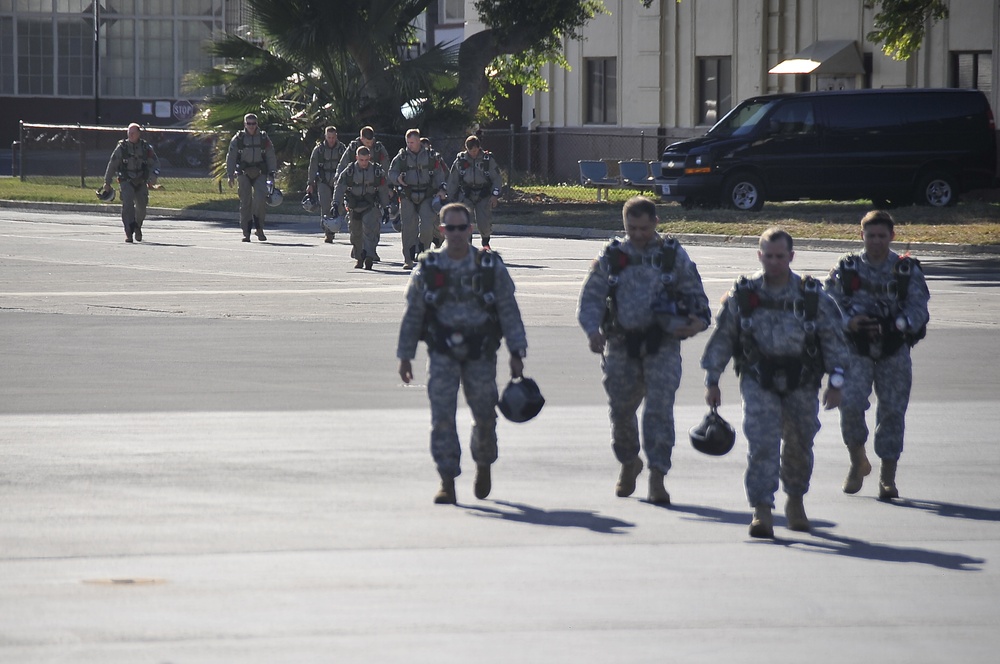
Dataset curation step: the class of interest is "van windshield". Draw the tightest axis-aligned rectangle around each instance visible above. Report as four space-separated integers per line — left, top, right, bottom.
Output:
707 100 777 138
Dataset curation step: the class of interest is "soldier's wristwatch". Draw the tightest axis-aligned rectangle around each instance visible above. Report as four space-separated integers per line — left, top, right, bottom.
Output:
829 368 845 390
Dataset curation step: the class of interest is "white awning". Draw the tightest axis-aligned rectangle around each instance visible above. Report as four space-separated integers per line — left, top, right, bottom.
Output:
769 40 865 75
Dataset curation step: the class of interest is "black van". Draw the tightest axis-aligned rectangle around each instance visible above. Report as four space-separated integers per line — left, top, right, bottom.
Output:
658 88 997 210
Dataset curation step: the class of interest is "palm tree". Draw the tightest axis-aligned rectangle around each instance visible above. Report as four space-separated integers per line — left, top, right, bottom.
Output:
186 0 460 187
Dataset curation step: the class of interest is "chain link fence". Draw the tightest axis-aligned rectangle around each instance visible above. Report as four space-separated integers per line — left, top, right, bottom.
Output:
14 122 697 192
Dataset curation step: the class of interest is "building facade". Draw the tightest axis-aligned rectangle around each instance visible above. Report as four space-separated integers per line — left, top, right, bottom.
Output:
520 0 996 134
0 0 245 147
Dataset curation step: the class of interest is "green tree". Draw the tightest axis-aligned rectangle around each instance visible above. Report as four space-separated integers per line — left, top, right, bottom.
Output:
866 0 949 60
186 0 460 186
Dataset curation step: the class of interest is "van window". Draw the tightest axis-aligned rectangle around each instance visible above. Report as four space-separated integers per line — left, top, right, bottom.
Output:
765 101 816 135
823 96 905 133
707 100 777 137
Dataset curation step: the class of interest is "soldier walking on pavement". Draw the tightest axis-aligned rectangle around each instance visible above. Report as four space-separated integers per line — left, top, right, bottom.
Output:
102 123 161 243
446 135 504 249
337 126 391 260
306 126 348 243
225 113 278 242
389 128 447 269
701 228 850 538
397 203 528 504
577 196 711 504
824 210 930 500
332 146 391 270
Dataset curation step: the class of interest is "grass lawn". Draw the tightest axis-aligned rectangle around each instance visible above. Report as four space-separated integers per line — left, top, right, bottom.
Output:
2 177 998 246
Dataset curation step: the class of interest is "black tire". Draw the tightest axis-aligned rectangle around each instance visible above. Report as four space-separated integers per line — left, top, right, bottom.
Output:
914 171 959 207
722 173 765 211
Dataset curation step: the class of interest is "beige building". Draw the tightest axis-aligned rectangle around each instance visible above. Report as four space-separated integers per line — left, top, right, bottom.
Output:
505 0 997 135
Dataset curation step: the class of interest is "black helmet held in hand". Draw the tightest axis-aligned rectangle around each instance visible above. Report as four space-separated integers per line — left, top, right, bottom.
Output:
689 407 736 456
498 377 545 423
96 187 116 202
301 192 319 213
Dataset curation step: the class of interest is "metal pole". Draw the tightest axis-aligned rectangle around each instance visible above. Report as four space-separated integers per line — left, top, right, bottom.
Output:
508 124 515 184
18 120 24 182
79 124 87 188
93 1 101 124
640 130 645 161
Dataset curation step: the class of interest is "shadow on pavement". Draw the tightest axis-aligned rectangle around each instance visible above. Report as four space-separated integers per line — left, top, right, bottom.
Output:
779 529 986 571
668 502 836 530
923 256 1000 287
463 500 634 534
893 498 1000 522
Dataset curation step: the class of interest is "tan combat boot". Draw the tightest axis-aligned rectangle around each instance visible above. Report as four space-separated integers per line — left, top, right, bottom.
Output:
749 504 774 539
784 495 810 532
474 464 492 500
615 457 643 497
647 469 670 505
434 475 456 505
842 444 872 494
879 459 899 501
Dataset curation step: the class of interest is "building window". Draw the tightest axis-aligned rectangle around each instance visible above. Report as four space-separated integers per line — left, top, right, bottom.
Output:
585 57 617 125
0 17 13 95
697 56 731 125
951 52 992 93
57 19 94 96
18 18 54 95
439 0 464 23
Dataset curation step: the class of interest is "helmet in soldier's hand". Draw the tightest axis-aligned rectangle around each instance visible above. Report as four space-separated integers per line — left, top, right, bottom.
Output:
689 407 736 456
266 187 284 207
96 187 116 202
498 376 545 423
301 192 319 213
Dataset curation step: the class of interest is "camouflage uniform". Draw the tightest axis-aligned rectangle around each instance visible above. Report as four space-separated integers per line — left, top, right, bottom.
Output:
306 139 348 239
104 138 160 240
824 250 930 461
701 271 850 508
338 139 391 252
578 235 711 475
225 129 278 240
446 150 504 245
389 146 447 265
397 248 528 479
333 160 391 266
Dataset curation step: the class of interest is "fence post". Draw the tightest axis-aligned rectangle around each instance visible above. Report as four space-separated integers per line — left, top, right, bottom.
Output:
640 130 645 161
508 124 515 184
78 124 87 188
18 120 25 182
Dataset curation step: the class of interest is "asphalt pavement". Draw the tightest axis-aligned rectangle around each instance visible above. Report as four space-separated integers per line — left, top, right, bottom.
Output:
1 205 998 663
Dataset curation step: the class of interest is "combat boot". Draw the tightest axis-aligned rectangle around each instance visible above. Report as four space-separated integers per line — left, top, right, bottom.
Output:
434 474 456 505
784 494 810 532
615 457 643 498
647 469 670 505
474 464 492 500
842 444 872 494
134 225 142 242
749 504 774 539
878 459 899 501
364 257 374 270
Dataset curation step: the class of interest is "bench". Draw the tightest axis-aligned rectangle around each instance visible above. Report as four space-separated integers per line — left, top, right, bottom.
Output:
619 160 655 192
578 160 620 201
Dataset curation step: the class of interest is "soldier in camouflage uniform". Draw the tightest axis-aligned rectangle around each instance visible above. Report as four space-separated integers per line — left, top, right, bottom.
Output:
397 203 528 505
225 113 278 242
306 126 348 243
389 129 447 269
577 196 711 504
419 137 448 249
332 146 391 270
702 228 850 538
102 123 161 243
338 126 391 260
824 210 930 501
446 135 504 249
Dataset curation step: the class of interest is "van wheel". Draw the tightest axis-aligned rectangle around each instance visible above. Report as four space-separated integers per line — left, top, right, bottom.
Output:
722 174 765 211
914 171 958 207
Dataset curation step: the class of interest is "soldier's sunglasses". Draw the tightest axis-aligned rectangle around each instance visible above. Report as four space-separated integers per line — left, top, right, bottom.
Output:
444 224 469 232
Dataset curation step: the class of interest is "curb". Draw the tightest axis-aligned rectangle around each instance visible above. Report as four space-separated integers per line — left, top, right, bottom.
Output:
3 199 998 256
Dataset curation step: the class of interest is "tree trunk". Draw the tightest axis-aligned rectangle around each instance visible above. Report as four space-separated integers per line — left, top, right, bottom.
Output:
457 29 536 117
